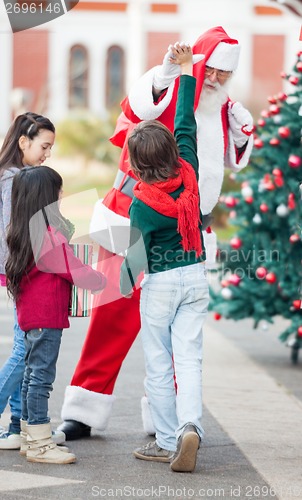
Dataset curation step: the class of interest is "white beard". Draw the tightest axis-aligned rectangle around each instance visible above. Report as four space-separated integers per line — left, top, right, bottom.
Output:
195 79 231 215
198 78 230 114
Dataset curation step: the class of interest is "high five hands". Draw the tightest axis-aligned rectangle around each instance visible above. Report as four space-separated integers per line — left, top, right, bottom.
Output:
168 43 194 74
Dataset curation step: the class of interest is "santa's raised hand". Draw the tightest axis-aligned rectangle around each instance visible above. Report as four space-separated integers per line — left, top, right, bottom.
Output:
228 101 254 147
153 42 204 91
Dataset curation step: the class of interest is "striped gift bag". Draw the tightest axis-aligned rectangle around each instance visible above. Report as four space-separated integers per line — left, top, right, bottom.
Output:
69 243 93 317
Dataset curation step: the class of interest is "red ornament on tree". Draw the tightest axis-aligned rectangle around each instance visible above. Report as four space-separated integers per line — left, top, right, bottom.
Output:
269 104 280 115
296 61 302 72
288 193 296 210
260 203 269 213
260 110 270 118
292 300 302 310
225 196 238 208
213 312 222 321
257 119 266 127
254 138 264 149
297 326 302 338
277 92 287 101
280 71 287 79
267 95 277 104
274 177 284 188
288 155 302 168
289 234 300 243
278 126 290 139
272 168 283 177
244 196 254 204
289 76 299 85
265 272 277 284
262 174 275 190
256 267 267 279
228 274 241 286
230 237 242 249
269 138 280 146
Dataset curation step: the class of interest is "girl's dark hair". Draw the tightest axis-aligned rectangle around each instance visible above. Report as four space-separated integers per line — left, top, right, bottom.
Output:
0 112 55 175
127 120 181 183
5 166 70 301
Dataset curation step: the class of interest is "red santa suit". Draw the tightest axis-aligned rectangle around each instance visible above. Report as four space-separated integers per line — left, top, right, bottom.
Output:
60 26 253 435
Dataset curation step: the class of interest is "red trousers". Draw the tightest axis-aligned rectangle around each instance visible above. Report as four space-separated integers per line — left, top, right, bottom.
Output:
70 246 141 395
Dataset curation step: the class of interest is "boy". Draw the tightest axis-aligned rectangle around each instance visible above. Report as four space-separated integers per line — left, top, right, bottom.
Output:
120 44 209 473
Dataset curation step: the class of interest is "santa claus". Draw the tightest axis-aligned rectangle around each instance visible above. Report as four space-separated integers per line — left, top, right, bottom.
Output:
58 26 254 440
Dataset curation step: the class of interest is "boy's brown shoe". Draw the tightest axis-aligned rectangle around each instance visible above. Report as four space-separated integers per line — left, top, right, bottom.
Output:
170 424 200 472
133 440 174 463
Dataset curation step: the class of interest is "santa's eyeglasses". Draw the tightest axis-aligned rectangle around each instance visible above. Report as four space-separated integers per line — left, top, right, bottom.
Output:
204 66 232 80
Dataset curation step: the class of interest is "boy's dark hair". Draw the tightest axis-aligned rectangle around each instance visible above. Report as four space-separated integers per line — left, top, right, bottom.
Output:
127 120 181 183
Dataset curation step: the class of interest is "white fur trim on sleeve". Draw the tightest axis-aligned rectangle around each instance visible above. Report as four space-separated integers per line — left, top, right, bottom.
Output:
203 229 217 269
225 130 254 171
128 67 175 121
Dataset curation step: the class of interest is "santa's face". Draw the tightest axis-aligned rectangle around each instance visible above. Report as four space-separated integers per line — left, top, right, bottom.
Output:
199 75 231 114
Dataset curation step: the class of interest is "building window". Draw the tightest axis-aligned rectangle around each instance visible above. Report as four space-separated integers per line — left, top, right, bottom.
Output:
106 45 125 109
69 45 88 108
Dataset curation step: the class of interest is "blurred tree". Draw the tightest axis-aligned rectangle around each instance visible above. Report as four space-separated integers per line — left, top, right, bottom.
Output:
55 110 120 167
209 50 302 359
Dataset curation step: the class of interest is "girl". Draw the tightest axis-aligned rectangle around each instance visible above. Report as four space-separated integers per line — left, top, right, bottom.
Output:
120 45 209 473
0 112 67 451
5 165 106 464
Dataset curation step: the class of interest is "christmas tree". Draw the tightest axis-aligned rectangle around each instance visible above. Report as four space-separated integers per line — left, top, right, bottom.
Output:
209 50 302 361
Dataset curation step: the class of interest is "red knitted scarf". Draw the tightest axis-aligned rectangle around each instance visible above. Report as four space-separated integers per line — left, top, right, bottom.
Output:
133 158 202 257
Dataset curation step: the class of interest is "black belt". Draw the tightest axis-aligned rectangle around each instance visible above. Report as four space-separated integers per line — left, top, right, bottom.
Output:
202 213 213 230
113 169 137 198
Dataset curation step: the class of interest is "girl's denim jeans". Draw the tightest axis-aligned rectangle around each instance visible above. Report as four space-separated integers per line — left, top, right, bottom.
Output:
140 263 209 451
0 306 25 433
21 327 62 425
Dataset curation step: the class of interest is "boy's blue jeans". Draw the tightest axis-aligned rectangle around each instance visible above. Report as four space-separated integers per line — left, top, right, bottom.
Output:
22 328 62 425
140 263 209 451
0 307 25 433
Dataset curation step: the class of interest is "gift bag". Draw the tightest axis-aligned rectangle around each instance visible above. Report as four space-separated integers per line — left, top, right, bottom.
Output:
69 243 93 317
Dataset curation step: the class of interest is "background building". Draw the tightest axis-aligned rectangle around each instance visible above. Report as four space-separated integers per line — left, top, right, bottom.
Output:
0 0 301 135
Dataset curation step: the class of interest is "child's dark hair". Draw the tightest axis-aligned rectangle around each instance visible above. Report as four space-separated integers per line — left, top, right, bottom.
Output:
5 166 70 301
127 120 181 183
0 112 55 174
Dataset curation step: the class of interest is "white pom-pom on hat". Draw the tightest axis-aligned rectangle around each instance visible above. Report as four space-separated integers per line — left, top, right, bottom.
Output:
207 42 241 71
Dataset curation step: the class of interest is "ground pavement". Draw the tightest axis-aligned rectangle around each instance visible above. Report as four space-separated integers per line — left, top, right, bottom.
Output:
0 285 302 500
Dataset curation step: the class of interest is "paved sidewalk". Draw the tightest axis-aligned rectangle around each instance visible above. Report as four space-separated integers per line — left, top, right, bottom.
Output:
0 286 302 500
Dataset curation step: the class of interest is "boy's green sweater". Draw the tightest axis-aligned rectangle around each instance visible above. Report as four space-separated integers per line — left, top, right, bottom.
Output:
120 75 205 296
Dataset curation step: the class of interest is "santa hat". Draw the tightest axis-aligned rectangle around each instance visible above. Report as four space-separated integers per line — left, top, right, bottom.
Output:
192 26 240 109
206 41 240 71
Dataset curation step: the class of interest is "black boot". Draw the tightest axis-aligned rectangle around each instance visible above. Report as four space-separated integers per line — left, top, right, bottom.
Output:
56 420 91 441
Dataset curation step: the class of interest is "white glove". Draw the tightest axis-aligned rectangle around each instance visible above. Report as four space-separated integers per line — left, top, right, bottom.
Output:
153 42 204 91
228 101 253 148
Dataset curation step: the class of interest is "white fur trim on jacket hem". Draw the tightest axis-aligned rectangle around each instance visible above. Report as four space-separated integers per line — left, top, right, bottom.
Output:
89 199 130 253
141 396 156 436
128 67 175 121
61 385 116 430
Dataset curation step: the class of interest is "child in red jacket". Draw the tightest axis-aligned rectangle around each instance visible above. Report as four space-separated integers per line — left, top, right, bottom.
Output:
5 165 106 464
